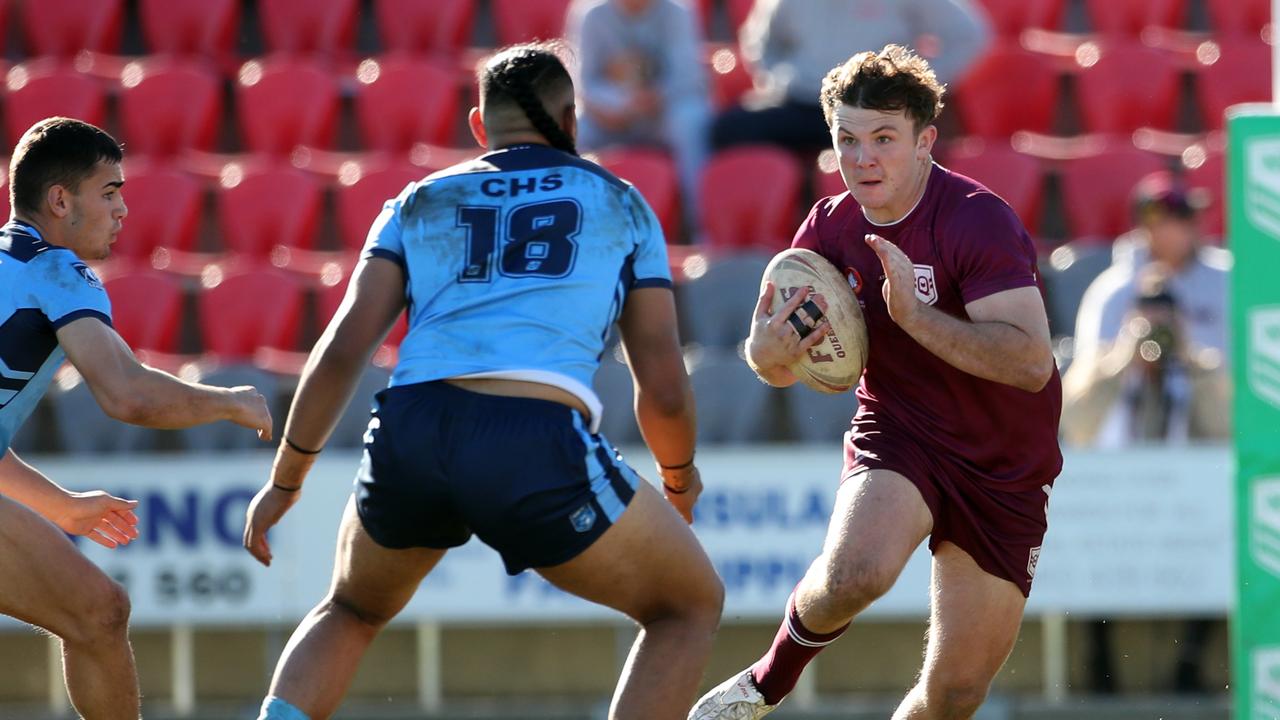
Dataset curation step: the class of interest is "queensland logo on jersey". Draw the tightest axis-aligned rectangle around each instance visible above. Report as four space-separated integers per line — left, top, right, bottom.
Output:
72 262 103 290
1027 545 1042 579
844 267 863 295
912 264 938 305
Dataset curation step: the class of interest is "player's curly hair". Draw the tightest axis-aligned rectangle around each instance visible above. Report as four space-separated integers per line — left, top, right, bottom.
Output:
819 44 946 133
478 42 578 155
10 117 123 216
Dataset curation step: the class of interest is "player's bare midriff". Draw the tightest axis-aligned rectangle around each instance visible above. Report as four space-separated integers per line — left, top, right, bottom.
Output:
444 378 592 418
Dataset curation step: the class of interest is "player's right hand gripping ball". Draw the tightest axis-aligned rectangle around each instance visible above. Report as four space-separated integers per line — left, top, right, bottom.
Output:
761 248 868 393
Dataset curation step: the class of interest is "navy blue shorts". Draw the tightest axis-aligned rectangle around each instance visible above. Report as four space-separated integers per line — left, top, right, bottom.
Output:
354 381 642 574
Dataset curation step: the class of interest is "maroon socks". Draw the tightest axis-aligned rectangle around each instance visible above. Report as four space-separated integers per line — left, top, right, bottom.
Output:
749 592 850 705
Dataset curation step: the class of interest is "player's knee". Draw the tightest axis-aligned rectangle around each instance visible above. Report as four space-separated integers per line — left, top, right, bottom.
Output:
325 592 396 631
822 556 896 608
67 576 131 645
923 672 991 718
635 565 723 631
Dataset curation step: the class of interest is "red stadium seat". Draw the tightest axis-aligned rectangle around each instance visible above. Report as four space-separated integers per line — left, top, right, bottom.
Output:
217 166 323 257
698 146 803 250
20 0 123 57
1184 148 1224 239
374 0 475 57
706 44 753 111
236 58 341 155
975 0 1064 36
1205 0 1270 36
1057 143 1167 240
953 43 1059 138
115 163 203 262
335 163 425 251
1074 43 1182 134
104 271 185 353
814 164 847 200
725 0 755 33
1082 0 1187 36
595 148 681 242
1196 41 1271 131
198 269 306 359
117 61 221 158
258 0 358 56
0 160 10 221
138 0 239 58
944 141 1045 233
491 0 572 45
353 57 459 152
4 65 108 147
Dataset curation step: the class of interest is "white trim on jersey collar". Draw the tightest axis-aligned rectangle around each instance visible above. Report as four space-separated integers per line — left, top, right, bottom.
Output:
450 369 605 434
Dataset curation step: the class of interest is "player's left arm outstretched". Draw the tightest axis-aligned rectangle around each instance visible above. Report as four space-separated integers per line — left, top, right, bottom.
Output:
243 255 406 566
0 449 138 548
866 233 1054 392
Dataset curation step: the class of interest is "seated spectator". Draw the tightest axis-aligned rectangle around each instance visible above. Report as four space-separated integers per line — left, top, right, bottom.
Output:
714 0 991 154
568 0 711 232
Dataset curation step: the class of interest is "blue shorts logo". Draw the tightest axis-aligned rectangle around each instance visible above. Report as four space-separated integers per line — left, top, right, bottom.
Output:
569 504 597 533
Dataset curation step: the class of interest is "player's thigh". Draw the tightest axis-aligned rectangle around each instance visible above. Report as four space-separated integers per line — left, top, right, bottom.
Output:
816 468 933 590
536 481 722 625
326 496 447 625
0 495 123 636
922 541 1027 685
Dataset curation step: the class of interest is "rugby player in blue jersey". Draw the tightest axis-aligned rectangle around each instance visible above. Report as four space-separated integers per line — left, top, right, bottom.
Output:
0 117 272 720
245 43 722 720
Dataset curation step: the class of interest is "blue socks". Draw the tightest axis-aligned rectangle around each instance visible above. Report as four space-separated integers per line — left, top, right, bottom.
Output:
259 695 310 720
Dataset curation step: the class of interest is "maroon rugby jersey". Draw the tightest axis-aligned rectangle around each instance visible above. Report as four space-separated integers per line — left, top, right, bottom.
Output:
794 163 1063 490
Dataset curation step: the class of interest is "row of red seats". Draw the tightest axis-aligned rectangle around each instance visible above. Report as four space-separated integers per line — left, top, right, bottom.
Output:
18 0 1271 62
5 33 1260 168
978 0 1269 38
106 267 407 370
4 56 461 156
955 38 1270 136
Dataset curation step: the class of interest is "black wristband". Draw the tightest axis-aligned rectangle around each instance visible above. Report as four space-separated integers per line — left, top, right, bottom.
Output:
663 482 691 495
272 482 301 492
659 456 695 471
284 437 322 455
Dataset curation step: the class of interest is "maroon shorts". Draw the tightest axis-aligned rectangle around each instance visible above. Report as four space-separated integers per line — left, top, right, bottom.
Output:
841 421 1054 597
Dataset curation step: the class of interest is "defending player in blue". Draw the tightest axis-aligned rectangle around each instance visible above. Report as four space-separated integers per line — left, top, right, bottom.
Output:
0 117 273 720
244 43 723 720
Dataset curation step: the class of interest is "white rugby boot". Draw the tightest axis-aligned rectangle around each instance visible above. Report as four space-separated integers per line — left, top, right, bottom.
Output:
688 668 778 720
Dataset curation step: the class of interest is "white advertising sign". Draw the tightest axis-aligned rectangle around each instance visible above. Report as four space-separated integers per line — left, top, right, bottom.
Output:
9 445 1233 627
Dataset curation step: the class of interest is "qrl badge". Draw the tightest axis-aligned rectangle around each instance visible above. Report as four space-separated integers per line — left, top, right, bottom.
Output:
913 264 938 305
1249 306 1280 410
1246 137 1280 242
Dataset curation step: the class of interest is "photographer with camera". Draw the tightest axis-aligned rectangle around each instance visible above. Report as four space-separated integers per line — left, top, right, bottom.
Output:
1060 171 1231 695
1062 171 1230 448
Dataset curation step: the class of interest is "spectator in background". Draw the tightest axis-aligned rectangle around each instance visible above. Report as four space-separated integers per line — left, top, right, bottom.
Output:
1061 171 1231 695
713 0 992 154
1062 171 1231 449
568 0 711 231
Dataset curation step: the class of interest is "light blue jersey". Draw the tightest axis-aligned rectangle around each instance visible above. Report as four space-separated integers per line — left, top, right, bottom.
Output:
0 221 113 454
362 144 671 430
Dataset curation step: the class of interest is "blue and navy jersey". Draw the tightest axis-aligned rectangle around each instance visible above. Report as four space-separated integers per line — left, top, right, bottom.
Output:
362 144 671 423
0 221 113 454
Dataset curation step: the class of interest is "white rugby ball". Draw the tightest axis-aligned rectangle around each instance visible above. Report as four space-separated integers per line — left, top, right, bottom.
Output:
760 248 868 394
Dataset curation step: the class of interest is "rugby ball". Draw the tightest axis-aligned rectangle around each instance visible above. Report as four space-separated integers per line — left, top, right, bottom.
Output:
760 248 868 394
